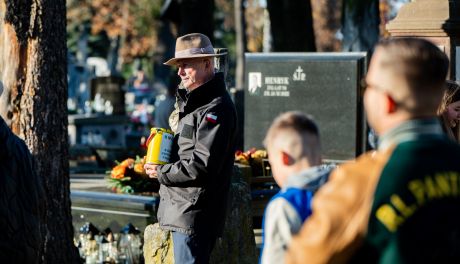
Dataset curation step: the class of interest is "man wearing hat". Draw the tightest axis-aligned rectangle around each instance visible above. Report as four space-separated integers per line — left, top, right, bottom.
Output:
144 33 237 263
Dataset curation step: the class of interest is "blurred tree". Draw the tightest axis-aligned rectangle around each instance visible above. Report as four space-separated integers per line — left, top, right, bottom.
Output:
0 0 79 263
342 0 380 51
161 0 237 87
311 0 342 51
244 0 265 52
66 0 241 85
161 0 215 42
152 19 176 88
215 0 237 87
67 0 162 71
233 0 246 89
266 0 316 51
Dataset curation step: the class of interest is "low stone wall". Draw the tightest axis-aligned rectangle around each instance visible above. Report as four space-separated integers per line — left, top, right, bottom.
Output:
210 171 258 263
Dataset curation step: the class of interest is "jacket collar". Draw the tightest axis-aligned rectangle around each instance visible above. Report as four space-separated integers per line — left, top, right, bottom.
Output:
283 165 332 191
378 118 444 151
177 72 226 115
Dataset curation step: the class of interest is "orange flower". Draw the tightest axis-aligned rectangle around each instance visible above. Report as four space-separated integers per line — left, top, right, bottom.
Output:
133 163 145 174
120 158 135 168
111 165 126 179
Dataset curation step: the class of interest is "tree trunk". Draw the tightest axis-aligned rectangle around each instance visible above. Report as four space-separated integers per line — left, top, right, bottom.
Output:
311 0 342 51
266 0 316 52
234 0 246 90
160 0 215 42
0 0 79 263
177 0 215 42
341 0 380 51
153 20 176 87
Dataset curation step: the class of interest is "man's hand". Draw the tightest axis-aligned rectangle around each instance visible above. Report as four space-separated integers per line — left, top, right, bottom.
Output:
144 163 159 178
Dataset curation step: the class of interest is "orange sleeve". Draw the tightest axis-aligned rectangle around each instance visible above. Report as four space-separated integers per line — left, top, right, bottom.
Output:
285 151 389 264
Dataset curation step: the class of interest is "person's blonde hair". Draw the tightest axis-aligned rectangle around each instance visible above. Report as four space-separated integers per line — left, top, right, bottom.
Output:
263 111 321 164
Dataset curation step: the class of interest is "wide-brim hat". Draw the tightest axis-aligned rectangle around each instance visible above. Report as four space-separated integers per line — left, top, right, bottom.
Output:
164 33 226 66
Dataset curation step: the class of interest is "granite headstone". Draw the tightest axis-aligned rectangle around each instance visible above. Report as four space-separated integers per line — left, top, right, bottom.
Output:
90 76 126 115
244 52 368 162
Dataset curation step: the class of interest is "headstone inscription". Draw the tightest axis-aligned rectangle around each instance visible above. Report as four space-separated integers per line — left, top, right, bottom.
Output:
244 52 368 162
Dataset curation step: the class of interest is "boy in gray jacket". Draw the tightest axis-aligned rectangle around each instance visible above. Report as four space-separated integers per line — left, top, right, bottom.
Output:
260 111 330 264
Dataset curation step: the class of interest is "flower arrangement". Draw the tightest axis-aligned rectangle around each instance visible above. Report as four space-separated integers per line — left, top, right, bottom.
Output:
234 148 271 177
107 156 160 194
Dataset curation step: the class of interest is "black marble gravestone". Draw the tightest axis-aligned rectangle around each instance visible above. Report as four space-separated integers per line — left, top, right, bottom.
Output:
90 76 126 115
244 52 368 162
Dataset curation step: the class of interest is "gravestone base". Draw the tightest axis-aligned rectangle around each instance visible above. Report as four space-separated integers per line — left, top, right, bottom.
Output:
209 179 258 264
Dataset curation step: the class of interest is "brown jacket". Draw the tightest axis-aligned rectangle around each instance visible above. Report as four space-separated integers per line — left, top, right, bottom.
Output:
285 148 393 264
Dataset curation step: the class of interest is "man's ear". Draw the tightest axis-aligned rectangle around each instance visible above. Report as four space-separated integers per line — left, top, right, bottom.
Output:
204 58 211 69
281 151 294 166
386 94 398 113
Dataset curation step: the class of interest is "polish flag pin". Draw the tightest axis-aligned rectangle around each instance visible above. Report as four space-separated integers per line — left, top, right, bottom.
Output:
206 113 218 124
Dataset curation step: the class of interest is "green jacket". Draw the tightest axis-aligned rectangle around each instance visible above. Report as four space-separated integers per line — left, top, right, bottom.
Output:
359 118 460 263
286 118 460 264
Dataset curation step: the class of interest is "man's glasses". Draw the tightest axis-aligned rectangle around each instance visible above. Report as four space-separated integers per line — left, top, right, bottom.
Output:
360 78 410 111
360 78 387 96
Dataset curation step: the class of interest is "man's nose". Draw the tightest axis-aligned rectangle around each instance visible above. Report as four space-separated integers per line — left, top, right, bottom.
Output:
177 67 185 76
